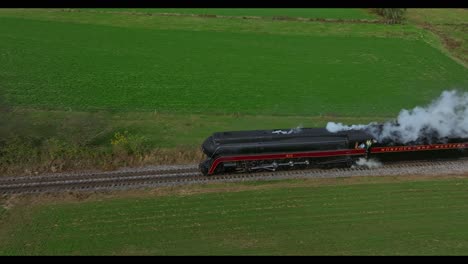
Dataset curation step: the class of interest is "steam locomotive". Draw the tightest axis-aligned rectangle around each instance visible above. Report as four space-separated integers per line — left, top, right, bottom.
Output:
199 127 468 175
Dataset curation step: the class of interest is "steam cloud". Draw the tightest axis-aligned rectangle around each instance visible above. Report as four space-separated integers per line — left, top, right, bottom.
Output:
273 124 303 135
326 90 468 144
353 158 383 169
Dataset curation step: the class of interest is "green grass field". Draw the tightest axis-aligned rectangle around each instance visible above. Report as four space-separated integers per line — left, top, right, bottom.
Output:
81 8 378 20
0 8 467 175
1 176 468 255
0 9 421 38
1 9 468 255
1 13 466 116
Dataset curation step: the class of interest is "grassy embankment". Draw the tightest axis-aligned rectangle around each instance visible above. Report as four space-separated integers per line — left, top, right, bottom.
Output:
1 175 468 255
0 9 466 175
406 8 468 66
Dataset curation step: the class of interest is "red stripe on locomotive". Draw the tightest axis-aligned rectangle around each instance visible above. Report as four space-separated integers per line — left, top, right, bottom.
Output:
372 142 468 153
207 142 468 175
208 148 367 175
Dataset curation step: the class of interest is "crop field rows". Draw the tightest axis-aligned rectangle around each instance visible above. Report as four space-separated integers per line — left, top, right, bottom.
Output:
0 10 467 117
2 177 468 255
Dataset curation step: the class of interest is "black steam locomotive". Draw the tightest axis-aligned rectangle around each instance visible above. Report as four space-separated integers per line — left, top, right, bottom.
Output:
199 127 468 175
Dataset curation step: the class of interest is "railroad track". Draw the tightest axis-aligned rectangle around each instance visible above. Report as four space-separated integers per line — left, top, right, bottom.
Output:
1 159 467 195
0 167 201 195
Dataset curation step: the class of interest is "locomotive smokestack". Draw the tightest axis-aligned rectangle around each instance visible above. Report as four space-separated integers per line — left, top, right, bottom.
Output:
326 90 468 144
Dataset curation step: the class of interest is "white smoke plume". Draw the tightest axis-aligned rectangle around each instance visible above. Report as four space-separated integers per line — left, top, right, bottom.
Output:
272 124 303 135
352 157 383 169
292 124 303 133
326 90 468 144
326 122 369 133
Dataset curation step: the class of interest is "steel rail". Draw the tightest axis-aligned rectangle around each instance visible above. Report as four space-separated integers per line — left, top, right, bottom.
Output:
1 159 467 195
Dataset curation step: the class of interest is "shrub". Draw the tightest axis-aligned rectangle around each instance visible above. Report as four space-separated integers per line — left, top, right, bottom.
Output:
373 8 407 24
0 136 40 174
40 138 83 172
111 131 150 159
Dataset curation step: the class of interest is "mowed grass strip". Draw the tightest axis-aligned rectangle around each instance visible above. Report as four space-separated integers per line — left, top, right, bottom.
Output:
0 9 435 39
0 15 467 116
80 8 378 20
2 177 468 255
